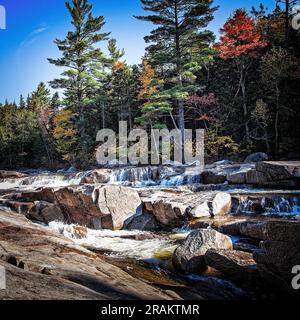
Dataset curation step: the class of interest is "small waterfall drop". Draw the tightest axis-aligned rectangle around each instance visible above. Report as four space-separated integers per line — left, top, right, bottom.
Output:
109 165 201 187
109 166 158 186
232 194 300 217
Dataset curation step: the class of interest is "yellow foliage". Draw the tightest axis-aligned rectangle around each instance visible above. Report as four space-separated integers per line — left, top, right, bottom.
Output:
53 110 77 140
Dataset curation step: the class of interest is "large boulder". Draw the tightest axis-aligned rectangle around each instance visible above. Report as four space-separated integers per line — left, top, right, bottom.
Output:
4 185 143 231
143 198 188 227
246 161 300 188
93 185 142 230
212 192 232 216
191 192 232 218
54 185 104 229
244 152 268 163
253 240 300 296
142 191 230 226
141 190 207 226
256 161 300 180
27 201 65 224
205 249 258 285
254 240 300 278
172 229 233 274
126 212 159 231
219 219 300 296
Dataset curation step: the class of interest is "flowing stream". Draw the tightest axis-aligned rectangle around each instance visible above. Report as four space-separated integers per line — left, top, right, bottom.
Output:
1 167 300 265
1 166 300 298
48 221 182 265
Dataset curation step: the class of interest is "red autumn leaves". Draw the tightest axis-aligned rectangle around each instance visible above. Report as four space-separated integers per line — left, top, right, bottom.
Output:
216 9 268 59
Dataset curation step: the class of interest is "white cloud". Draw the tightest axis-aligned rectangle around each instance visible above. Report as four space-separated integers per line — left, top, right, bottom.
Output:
17 24 50 56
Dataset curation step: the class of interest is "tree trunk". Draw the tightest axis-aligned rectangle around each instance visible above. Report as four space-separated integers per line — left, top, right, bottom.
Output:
240 64 250 143
285 0 290 47
102 101 106 129
174 0 185 163
275 84 280 153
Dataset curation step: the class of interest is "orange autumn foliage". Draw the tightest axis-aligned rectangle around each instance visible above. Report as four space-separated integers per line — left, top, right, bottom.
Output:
112 62 125 72
138 60 157 99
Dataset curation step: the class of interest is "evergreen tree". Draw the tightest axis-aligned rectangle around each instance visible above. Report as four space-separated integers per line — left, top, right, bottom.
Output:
28 82 55 166
91 38 125 131
48 0 110 167
136 0 218 161
108 38 125 65
50 92 61 110
19 95 26 109
136 59 172 129
108 62 140 130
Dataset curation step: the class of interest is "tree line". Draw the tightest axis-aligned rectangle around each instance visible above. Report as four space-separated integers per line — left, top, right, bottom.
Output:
0 0 299 169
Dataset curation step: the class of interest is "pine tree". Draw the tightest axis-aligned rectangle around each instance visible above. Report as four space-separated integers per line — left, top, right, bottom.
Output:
28 82 55 165
53 110 78 163
108 38 125 65
136 59 171 129
136 0 218 161
19 95 26 109
91 38 125 130
48 0 110 167
108 62 140 130
50 92 61 111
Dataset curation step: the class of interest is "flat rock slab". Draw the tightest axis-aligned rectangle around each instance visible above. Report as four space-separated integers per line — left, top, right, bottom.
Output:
205 249 258 285
141 191 232 227
221 219 300 242
0 210 174 300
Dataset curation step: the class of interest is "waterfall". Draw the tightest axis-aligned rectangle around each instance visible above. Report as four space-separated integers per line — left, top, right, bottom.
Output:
0 165 202 191
232 194 300 217
109 166 158 186
109 165 201 187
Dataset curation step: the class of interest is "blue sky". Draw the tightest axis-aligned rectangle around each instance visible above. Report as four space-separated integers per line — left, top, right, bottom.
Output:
0 0 276 103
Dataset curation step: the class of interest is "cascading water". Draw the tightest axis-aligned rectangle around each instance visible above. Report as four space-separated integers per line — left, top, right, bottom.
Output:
0 165 202 191
0 171 89 191
109 166 158 187
48 221 176 262
232 193 300 218
109 165 201 187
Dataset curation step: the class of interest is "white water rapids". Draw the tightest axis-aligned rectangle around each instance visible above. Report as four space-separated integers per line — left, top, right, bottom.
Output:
0 166 201 190
0 172 88 190
48 221 181 262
